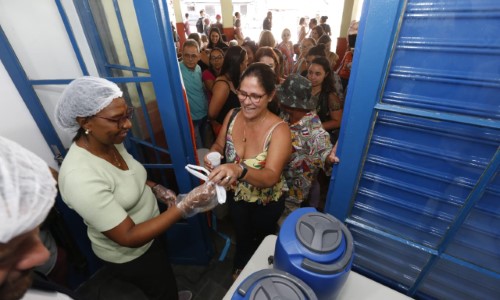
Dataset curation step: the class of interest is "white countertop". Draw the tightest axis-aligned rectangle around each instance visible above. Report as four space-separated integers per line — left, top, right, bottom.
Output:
223 235 412 300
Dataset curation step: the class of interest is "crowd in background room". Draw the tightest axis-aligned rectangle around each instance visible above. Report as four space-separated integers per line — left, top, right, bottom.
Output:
178 10 357 280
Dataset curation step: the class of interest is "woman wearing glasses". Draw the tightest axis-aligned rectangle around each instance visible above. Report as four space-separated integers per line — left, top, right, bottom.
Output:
55 76 214 300
204 63 292 280
202 47 224 104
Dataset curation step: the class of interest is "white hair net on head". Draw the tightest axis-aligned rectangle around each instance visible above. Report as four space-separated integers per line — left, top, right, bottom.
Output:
55 76 123 132
0 137 57 243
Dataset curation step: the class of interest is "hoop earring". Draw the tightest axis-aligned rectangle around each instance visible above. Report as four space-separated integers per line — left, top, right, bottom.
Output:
85 128 90 135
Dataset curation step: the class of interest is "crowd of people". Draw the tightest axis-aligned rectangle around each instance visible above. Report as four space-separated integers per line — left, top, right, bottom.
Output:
179 12 357 280
0 12 358 300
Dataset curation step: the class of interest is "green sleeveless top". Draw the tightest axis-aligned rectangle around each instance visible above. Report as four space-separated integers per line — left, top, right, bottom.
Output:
225 111 287 205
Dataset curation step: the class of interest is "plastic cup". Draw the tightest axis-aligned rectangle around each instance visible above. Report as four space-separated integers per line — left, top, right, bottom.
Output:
207 152 221 167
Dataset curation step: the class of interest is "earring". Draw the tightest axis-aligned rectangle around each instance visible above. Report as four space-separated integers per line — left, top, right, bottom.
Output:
85 128 90 135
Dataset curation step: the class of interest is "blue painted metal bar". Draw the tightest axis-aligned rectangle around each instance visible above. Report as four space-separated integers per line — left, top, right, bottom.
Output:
0 26 66 160
214 219 231 261
105 63 150 74
128 137 171 155
361 172 462 208
353 265 412 295
72 0 109 76
326 0 407 221
408 148 500 294
113 0 162 170
113 0 135 70
30 79 75 85
346 219 439 255
54 0 89 75
439 147 500 246
143 164 174 169
133 0 197 192
30 76 152 85
374 103 500 129
441 253 500 280
389 68 500 88
365 155 475 188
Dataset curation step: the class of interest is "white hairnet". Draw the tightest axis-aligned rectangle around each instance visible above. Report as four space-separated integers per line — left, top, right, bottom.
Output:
55 76 123 132
0 137 57 243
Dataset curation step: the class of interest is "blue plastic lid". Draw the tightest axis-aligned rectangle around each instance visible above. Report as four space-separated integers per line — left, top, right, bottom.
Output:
295 212 343 254
294 212 354 275
234 269 317 300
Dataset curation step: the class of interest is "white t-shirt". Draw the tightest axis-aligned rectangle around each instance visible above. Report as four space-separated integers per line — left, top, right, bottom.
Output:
58 143 159 263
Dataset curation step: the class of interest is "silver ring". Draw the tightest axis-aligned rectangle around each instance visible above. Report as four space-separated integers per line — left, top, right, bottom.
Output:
225 176 232 181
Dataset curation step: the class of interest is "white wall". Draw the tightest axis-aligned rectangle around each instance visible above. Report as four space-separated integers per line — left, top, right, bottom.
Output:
0 0 97 166
0 61 59 169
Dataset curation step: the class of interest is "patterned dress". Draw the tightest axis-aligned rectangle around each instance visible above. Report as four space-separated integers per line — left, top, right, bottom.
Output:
224 111 287 205
280 111 333 218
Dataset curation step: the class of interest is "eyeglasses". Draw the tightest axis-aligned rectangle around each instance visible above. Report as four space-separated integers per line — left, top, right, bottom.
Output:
95 106 134 128
210 55 223 61
236 90 266 103
183 53 198 60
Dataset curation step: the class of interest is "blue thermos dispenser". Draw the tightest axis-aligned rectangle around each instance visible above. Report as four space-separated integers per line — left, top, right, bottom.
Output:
274 207 354 299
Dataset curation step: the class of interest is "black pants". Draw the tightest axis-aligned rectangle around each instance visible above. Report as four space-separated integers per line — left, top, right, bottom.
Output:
229 195 285 270
105 238 178 300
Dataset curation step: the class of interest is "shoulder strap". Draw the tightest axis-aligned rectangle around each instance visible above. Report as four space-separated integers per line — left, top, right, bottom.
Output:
223 108 240 158
227 108 240 131
263 121 286 150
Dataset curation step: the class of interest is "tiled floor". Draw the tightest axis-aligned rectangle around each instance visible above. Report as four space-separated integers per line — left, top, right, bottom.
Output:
76 214 236 300
173 217 236 300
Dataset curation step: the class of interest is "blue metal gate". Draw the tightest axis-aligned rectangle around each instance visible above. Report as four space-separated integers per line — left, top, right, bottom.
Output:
0 0 213 274
328 0 500 299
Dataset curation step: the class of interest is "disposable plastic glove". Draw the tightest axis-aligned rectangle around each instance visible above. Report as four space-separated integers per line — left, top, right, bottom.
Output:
176 182 218 218
151 184 177 208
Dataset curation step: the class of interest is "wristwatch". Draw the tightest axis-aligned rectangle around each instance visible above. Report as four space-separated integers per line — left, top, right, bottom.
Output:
238 163 248 180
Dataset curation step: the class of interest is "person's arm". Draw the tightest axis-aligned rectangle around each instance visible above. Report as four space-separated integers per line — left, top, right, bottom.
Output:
202 71 216 92
204 78 215 93
322 93 343 131
204 108 235 172
208 79 230 120
208 122 292 188
328 141 339 164
298 26 306 42
312 129 334 170
236 28 244 40
104 180 218 247
102 207 183 248
59 168 183 248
